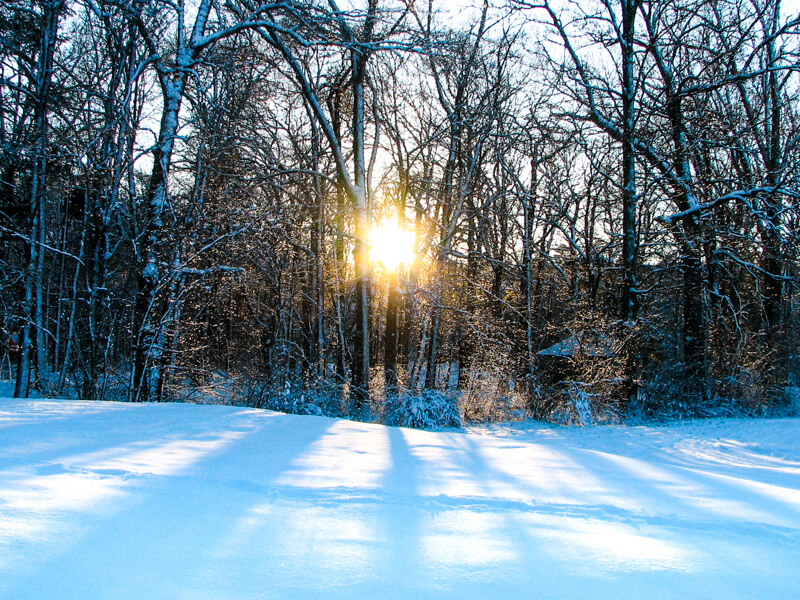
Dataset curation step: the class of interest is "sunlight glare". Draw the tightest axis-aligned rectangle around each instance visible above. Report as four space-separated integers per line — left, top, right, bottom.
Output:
368 219 415 271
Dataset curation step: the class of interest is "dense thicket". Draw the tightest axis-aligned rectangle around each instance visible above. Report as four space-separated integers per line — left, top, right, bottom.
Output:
1 0 798 424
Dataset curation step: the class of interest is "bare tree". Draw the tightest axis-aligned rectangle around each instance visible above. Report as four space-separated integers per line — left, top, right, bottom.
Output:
0 0 67 398
235 0 414 415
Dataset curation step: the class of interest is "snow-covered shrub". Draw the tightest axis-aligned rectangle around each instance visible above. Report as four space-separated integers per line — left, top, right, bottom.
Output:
247 379 348 417
384 390 462 429
789 387 800 416
168 370 350 416
635 341 797 421
458 367 528 423
169 371 242 405
534 317 654 424
34 363 132 401
266 390 326 416
296 379 349 417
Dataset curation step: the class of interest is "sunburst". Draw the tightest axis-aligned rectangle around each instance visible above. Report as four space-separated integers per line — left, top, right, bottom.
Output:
368 219 415 271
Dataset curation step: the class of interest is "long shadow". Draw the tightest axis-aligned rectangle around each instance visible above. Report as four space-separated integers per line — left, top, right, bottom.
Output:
424 432 713 585
0 403 339 600
6 403 800 599
458 431 800 576
375 426 426 590
580 446 800 532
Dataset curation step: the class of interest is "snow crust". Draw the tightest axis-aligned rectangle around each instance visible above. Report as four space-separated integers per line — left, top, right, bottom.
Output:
1 397 799 599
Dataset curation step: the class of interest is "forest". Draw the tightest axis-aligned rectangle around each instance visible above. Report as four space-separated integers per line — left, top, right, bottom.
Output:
1 0 798 426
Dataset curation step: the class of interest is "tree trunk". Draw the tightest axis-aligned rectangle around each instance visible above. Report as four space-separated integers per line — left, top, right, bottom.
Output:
349 31 372 416
620 0 640 413
681 243 710 401
15 0 65 398
384 271 400 397
620 0 639 324
132 79 185 402
760 3 787 389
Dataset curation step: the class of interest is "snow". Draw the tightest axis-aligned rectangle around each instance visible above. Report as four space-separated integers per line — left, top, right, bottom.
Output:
1 397 800 599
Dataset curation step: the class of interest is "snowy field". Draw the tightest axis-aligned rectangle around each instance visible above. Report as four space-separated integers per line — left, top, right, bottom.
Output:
1 397 800 599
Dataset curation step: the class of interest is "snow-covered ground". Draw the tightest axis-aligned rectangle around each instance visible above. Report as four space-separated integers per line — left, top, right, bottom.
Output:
1 397 799 599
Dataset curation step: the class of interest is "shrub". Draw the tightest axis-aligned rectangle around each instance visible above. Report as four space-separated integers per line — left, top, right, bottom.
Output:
385 390 462 429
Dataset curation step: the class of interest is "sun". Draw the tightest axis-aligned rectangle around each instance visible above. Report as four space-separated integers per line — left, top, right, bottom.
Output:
368 218 415 272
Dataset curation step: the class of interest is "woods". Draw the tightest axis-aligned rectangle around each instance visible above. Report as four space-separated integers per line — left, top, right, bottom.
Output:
1 0 798 424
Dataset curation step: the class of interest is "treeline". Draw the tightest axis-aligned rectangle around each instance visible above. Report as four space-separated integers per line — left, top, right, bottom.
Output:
1 0 798 424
